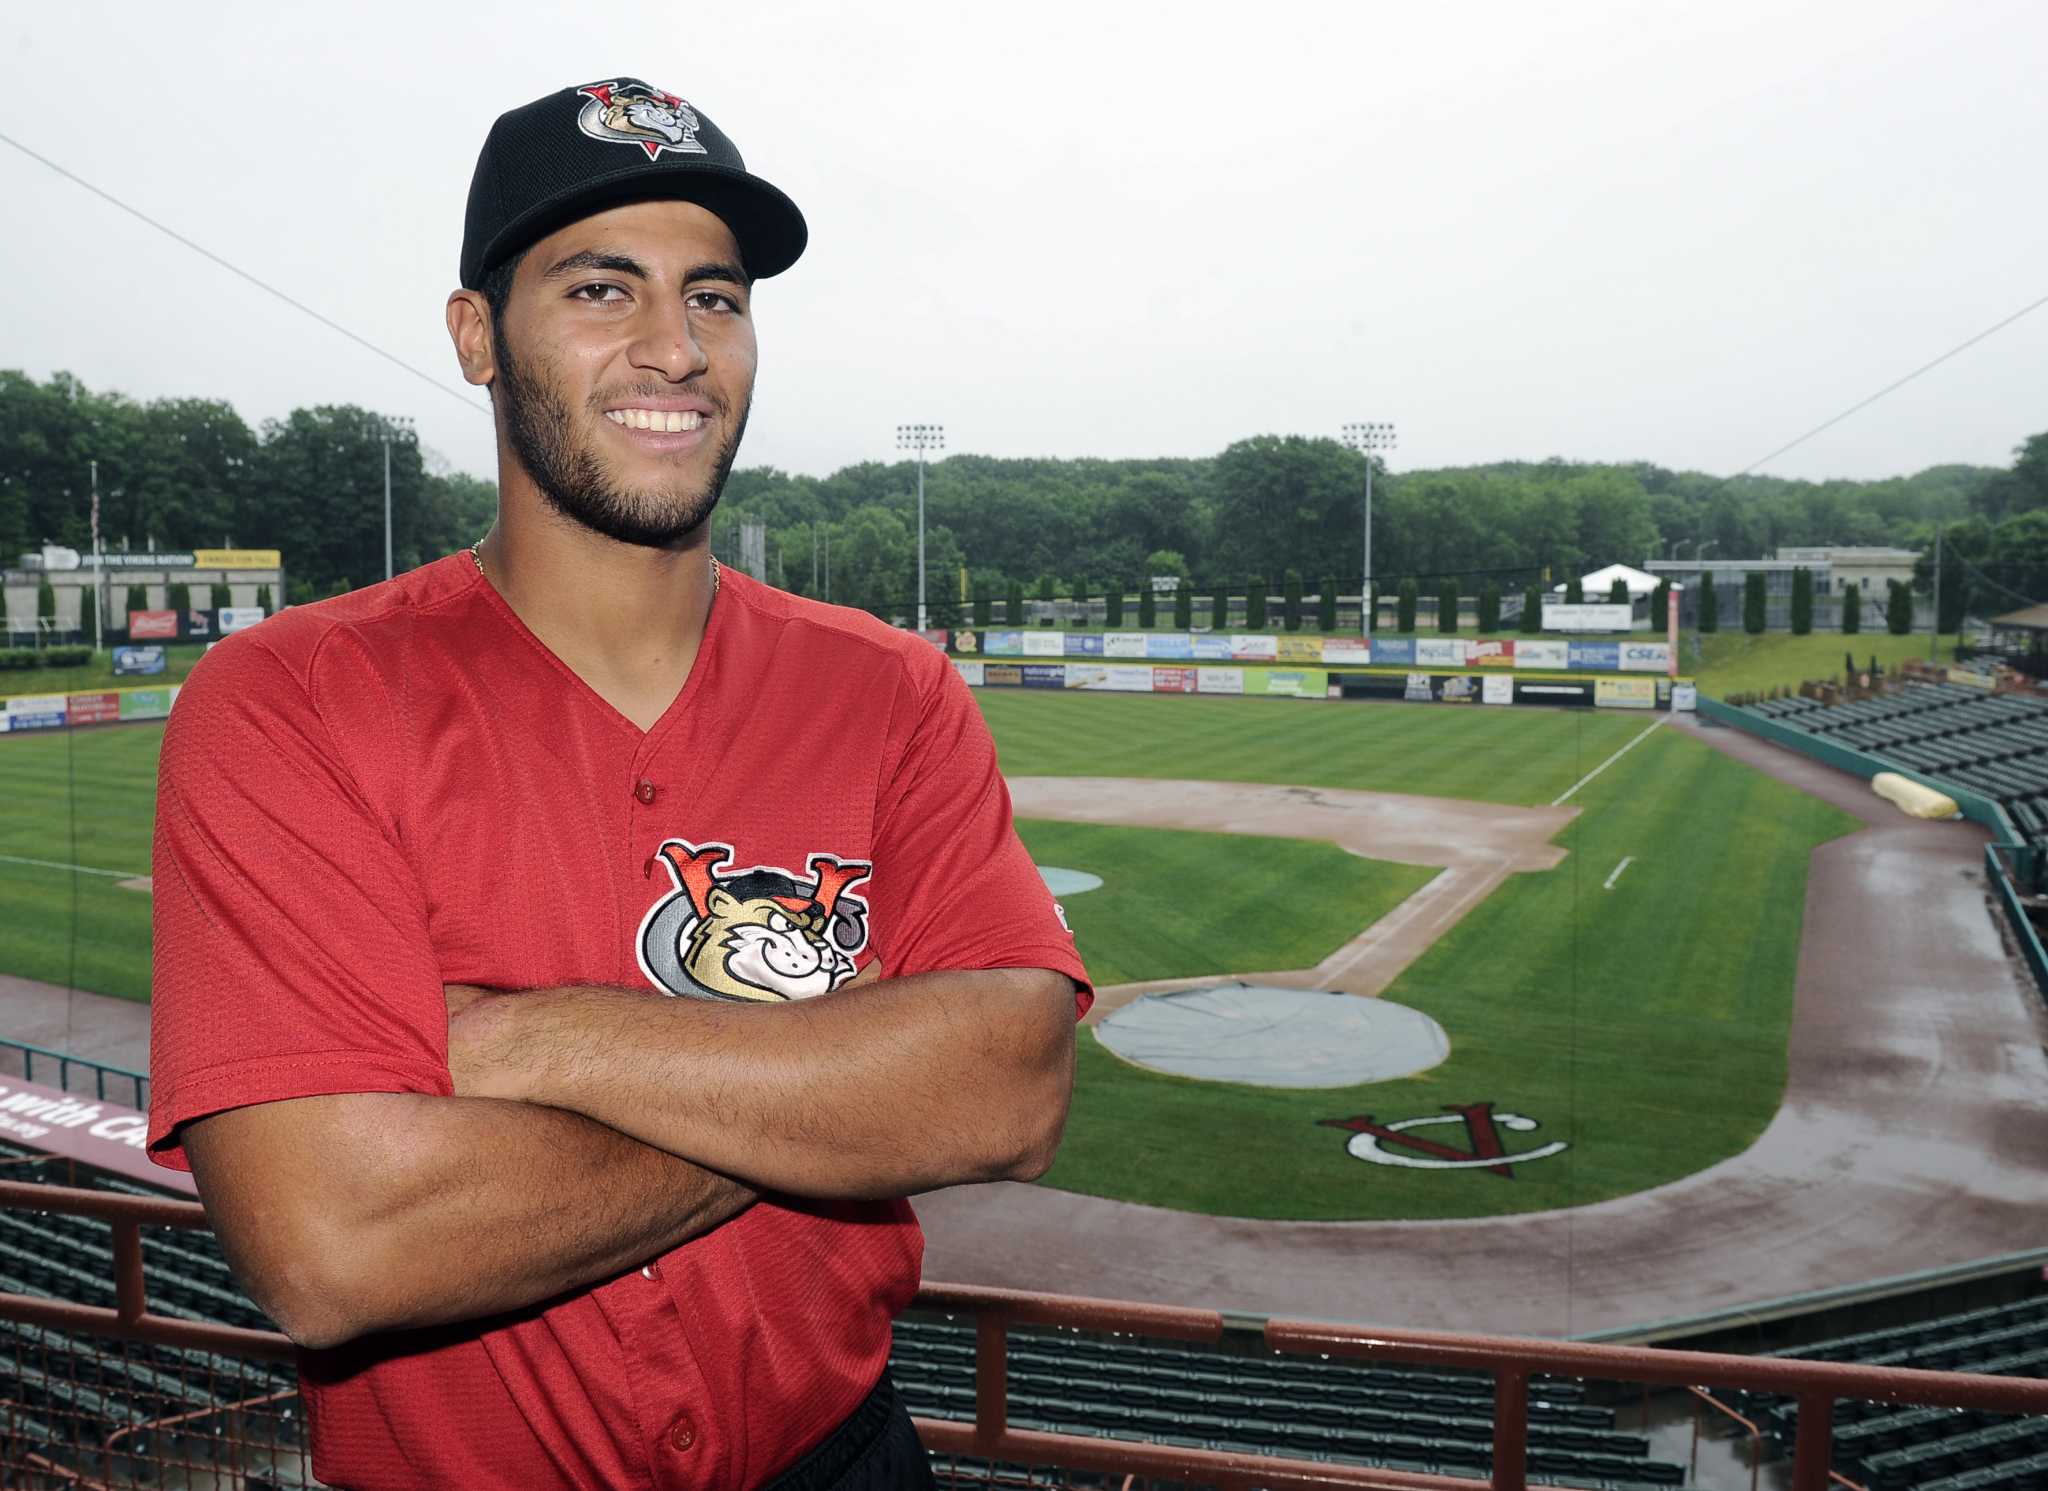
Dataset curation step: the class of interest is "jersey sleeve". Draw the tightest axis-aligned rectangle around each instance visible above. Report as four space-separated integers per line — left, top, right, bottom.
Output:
864 654 1092 1016
146 631 452 1171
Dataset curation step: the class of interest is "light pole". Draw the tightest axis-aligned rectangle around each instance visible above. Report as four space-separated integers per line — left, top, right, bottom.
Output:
896 422 944 631
1340 422 1396 636
376 415 417 582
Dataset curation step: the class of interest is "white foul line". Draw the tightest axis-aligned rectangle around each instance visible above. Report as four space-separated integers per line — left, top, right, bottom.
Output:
1603 856 1634 891
0 852 142 879
1552 715 1669 806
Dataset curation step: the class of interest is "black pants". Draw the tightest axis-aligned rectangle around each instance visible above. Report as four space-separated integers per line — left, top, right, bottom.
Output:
762 1373 935 1491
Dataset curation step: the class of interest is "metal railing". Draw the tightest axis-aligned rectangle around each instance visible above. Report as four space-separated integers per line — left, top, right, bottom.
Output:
2 1181 2045 1491
0 1042 149 1110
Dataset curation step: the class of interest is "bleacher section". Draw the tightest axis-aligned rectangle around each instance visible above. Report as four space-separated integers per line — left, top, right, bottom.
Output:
1731 1293 2048 1490
1746 682 2048 847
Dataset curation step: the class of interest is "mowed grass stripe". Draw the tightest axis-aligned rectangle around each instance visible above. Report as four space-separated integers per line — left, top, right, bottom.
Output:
1013 820 1435 988
1039 722 1861 1220
977 690 1650 805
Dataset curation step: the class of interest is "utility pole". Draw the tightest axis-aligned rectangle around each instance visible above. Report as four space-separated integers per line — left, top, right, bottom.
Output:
90 459 104 654
1340 423 1397 637
896 423 944 631
1930 523 1943 662
377 416 417 582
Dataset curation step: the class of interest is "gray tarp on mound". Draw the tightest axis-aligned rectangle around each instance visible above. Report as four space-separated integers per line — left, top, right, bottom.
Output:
1096 983 1449 1089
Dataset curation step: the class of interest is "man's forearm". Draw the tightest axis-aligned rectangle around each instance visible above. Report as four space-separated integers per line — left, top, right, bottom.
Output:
449 968 1075 1200
186 1092 755 1349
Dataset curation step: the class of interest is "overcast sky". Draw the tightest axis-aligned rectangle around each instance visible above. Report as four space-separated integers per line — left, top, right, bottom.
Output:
4 1 2043 487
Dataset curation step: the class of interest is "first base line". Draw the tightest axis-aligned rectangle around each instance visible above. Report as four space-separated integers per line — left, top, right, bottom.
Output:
0 852 143 879
1552 716 1670 806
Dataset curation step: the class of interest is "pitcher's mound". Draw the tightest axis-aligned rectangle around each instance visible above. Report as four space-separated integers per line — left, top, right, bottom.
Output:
1096 983 1449 1088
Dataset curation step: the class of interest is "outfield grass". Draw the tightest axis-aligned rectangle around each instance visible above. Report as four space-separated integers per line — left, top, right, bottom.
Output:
1014 820 1434 987
1691 631 1956 699
1032 718 1862 1220
0 724 162 1002
0 645 210 697
980 689 1651 805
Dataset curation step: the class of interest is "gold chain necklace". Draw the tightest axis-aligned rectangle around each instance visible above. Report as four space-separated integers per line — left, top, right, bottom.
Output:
468 541 720 600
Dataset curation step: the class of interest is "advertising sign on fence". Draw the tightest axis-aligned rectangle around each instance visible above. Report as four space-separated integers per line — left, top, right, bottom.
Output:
914 628 949 650
1197 667 1245 694
1543 603 1633 631
1517 679 1595 706
1104 632 1148 658
192 549 282 570
1374 638 1416 666
2 694 68 732
1073 664 1153 692
1321 637 1371 664
952 631 980 654
1439 675 1478 703
981 630 1024 657
1191 634 1234 660
1022 630 1066 657
1230 634 1279 661
1595 678 1658 710
1249 669 1323 698
1468 639 1515 667
1672 682 1698 712
1404 673 1434 702
66 692 120 725
1146 633 1194 660
984 664 1023 686
1515 640 1569 670
185 611 212 638
1568 642 1622 671
1151 666 1198 693
1277 636 1323 662
1620 642 1670 673
952 660 985 686
1071 633 1105 656
111 645 166 676
216 607 267 635
0 1075 197 1196
127 609 177 639
1416 638 1467 668
1482 674 1515 705
118 687 176 720
1021 663 1066 688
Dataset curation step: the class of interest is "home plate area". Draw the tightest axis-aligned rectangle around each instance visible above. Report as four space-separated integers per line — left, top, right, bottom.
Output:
1094 982 1449 1088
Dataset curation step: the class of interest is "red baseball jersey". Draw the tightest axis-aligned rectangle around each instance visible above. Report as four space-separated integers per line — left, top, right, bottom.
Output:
146 554 1089 1491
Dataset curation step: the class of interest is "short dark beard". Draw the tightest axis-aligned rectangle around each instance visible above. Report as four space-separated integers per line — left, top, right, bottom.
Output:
492 321 750 549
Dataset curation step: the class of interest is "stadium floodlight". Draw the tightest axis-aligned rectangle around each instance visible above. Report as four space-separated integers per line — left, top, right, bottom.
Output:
1340 422 1397 638
896 423 945 631
376 416 417 582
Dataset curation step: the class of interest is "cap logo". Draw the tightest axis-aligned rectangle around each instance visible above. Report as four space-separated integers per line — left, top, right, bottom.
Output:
575 80 707 159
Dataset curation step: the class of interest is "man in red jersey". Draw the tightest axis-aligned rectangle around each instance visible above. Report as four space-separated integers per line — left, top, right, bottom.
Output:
147 78 1089 1491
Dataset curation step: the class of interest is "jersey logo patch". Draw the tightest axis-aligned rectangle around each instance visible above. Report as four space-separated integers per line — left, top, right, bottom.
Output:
575 80 708 159
638 839 872 1002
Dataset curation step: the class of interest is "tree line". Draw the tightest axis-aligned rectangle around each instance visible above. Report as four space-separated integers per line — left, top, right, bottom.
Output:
6 369 2045 619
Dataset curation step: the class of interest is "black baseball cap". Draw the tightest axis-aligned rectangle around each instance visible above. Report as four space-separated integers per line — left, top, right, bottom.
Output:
461 79 807 289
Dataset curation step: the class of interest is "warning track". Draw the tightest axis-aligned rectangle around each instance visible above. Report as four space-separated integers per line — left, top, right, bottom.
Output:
918 723 2048 1336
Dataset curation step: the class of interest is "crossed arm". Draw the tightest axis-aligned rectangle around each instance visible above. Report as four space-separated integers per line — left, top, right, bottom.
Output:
182 967 1075 1349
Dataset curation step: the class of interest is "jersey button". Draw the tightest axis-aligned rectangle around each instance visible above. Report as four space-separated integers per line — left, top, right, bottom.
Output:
667 1414 696 1453
634 779 657 805
641 1260 662 1282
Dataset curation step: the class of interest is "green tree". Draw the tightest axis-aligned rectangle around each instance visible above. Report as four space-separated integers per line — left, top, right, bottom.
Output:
1069 576 1089 624
256 583 273 616
124 584 146 620
1173 584 1192 630
1282 569 1304 631
1318 576 1338 632
1037 574 1055 625
973 580 992 627
1841 581 1861 635
1396 577 1418 633
78 585 97 644
1211 581 1228 629
1246 575 1268 630
1699 577 1719 634
1105 582 1123 628
36 577 56 635
1006 579 1023 625
1650 579 1671 630
1145 549 1192 586
1608 576 1629 606
1477 581 1501 632
210 581 231 610
1743 572 1766 634
168 581 191 614
1565 577 1585 605
1886 579 1913 636
1790 567 1813 635
1437 577 1459 633
1519 582 1543 633
1138 581 1157 629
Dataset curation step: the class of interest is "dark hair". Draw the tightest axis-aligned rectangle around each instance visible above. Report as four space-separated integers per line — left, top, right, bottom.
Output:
479 247 527 328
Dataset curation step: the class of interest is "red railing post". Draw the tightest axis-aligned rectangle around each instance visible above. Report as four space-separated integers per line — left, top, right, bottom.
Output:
974 1308 1009 1456
109 1219 145 1325
1491 1368 1528 1491
1790 1391 1836 1491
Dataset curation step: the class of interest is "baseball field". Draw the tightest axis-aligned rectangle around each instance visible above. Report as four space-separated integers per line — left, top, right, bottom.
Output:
0 684 1858 1226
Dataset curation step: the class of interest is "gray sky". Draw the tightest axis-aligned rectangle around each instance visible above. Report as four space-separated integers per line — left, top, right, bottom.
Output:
4 0 2043 486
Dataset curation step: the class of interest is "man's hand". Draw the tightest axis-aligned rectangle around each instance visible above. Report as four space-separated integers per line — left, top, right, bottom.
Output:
439 968 1077 1201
